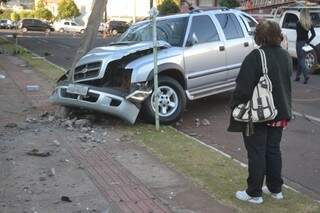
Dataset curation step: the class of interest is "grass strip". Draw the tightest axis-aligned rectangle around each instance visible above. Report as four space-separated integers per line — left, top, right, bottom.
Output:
130 125 320 213
0 37 65 83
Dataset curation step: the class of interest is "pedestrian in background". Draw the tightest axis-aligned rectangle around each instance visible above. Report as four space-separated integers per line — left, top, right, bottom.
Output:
228 21 292 204
295 8 315 84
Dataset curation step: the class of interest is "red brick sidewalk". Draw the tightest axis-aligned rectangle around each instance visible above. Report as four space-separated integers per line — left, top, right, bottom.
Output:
0 54 235 213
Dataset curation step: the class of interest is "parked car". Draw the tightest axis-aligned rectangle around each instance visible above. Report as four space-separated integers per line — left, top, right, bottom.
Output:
0 19 14 29
53 20 86 34
106 20 130 35
19 19 54 33
50 9 258 124
253 2 320 70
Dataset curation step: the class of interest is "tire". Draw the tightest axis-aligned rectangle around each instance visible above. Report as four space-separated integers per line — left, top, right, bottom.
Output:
59 28 65 33
45 28 51 33
22 27 28 33
80 29 85 34
305 50 318 71
142 76 186 124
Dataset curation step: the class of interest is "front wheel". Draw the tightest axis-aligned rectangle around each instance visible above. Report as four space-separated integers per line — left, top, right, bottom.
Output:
142 76 186 124
305 50 318 71
80 29 85 34
22 27 28 33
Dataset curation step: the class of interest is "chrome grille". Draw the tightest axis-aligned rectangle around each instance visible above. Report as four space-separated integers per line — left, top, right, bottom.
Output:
74 62 102 81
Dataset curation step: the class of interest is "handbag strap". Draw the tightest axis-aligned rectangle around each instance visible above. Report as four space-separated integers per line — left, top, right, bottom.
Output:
258 49 268 75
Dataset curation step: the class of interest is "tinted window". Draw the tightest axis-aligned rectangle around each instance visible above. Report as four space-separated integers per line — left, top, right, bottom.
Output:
64 22 70 25
71 22 77 26
282 13 298 29
216 13 244 40
188 15 220 44
310 12 320 27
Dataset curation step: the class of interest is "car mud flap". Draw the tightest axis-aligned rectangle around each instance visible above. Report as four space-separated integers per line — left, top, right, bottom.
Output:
49 85 140 124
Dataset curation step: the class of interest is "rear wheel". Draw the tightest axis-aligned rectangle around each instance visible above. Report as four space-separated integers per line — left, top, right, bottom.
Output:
305 50 318 71
22 27 28 33
142 76 186 124
80 29 85 34
59 28 65 33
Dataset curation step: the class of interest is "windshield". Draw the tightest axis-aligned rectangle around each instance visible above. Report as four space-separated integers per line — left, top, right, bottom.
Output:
311 12 320 27
118 17 188 47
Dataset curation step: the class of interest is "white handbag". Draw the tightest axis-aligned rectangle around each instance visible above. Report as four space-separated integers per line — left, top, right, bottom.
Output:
232 49 278 123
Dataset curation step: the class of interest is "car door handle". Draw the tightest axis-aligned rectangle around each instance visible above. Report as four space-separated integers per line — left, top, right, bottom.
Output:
219 46 225 51
244 42 249 47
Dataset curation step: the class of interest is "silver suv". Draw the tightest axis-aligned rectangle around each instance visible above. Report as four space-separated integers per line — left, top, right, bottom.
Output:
50 9 258 124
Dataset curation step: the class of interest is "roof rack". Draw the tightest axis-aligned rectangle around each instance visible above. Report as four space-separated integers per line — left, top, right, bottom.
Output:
189 7 229 14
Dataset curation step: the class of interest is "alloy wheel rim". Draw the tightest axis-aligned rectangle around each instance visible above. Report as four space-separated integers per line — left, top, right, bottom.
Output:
305 52 315 70
151 86 178 117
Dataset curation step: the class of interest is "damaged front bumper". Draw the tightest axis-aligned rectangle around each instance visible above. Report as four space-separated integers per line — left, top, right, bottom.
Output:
49 82 150 124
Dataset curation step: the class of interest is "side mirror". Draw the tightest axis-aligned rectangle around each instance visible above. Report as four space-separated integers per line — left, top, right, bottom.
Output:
186 33 199 47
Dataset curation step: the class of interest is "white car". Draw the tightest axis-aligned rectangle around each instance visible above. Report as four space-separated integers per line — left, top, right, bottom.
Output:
54 20 86 34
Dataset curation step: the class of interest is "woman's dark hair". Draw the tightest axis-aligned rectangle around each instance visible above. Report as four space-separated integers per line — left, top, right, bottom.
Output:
254 20 283 46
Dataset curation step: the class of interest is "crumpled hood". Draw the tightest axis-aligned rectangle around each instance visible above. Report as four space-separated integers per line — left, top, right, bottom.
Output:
78 41 171 66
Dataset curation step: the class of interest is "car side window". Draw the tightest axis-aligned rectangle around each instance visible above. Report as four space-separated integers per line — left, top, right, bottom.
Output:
240 14 257 33
216 13 244 40
71 22 77 26
282 13 298 29
187 15 220 45
64 22 70 25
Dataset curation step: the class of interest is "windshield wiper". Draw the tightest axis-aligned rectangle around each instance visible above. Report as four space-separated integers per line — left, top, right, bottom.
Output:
109 41 136 46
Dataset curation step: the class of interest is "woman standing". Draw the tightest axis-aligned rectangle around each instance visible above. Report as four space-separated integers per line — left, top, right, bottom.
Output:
228 21 292 204
295 8 315 84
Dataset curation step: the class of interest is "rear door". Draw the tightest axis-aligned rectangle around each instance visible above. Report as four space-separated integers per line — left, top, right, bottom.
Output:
184 14 226 90
64 21 71 31
215 13 253 82
70 22 78 32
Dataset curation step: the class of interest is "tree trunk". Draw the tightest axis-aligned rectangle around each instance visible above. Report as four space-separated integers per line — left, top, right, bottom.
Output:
67 0 108 82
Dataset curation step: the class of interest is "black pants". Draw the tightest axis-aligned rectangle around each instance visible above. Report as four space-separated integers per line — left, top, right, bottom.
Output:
242 124 284 197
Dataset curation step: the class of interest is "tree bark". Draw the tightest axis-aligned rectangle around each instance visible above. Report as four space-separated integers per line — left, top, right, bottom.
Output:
67 0 108 82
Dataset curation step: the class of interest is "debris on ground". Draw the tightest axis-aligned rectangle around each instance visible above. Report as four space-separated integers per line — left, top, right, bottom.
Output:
26 85 40 92
48 168 56 177
52 140 60 147
195 118 201 128
61 196 72 202
74 119 91 128
25 117 38 123
5 123 18 128
202 119 211 126
26 149 51 157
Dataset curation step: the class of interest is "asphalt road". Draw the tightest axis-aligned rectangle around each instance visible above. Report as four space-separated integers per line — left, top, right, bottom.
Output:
1 30 320 200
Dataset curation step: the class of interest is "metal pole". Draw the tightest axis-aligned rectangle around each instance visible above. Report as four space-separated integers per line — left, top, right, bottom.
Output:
150 7 160 130
133 0 136 24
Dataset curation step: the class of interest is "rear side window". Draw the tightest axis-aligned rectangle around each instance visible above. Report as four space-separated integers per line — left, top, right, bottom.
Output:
188 15 220 44
64 22 70 25
216 13 244 40
282 13 298 29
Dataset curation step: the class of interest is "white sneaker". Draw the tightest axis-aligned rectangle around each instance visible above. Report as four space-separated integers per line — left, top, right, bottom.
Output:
235 190 263 204
262 186 284 200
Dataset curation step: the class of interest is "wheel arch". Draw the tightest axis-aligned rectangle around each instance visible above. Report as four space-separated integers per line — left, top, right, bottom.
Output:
147 63 187 90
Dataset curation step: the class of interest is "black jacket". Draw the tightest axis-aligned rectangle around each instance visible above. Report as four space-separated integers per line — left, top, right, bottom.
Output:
228 46 292 132
296 21 316 43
